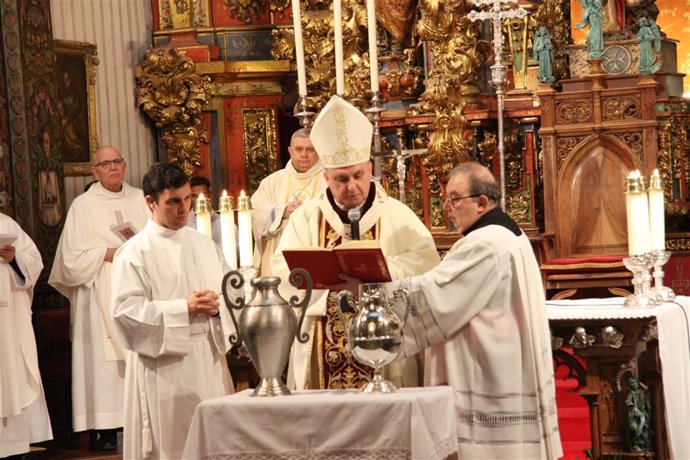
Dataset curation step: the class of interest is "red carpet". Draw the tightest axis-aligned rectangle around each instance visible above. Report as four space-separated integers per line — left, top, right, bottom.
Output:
555 350 591 459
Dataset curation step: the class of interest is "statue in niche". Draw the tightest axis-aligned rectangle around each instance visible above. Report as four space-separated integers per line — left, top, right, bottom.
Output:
576 0 605 59
533 27 556 83
636 17 661 74
625 377 651 452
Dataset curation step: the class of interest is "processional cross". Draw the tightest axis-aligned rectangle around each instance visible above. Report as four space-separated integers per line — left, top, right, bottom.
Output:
468 0 527 211
379 137 427 205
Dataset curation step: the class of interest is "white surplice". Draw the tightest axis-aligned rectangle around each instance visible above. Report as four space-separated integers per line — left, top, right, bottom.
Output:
251 160 326 275
48 181 150 431
111 220 235 460
0 214 52 457
390 215 563 460
272 182 440 390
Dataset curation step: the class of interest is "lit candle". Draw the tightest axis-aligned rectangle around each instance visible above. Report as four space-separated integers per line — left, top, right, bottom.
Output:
194 193 212 239
366 0 379 94
333 0 345 95
237 190 254 267
291 0 308 96
219 190 238 269
648 169 666 251
625 170 651 256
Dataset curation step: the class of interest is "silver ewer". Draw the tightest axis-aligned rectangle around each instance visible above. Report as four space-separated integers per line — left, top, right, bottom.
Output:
336 282 411 393
222 268 312 396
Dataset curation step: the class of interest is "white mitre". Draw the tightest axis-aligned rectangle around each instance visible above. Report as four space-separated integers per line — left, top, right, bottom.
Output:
309 96 373 168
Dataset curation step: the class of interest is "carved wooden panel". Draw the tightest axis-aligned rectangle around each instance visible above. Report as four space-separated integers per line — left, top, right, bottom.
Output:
558 140 634 257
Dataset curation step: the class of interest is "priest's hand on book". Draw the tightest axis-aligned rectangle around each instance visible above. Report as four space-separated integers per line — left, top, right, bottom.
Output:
187 289 220 317
0 244 15 263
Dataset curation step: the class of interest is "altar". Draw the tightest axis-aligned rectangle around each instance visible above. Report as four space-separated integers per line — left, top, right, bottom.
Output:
546 297 690 460
181 386 458 460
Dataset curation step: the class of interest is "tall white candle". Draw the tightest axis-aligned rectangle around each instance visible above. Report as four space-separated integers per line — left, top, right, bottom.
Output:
366 0 379 94
333 0 345 95
625 171 651 256
648 169 666 251
195 193 212 239
291 0 308 96
219 190 238 269
237 190 254 267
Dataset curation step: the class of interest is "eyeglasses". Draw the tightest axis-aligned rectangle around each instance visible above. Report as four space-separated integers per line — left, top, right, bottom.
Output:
93 158 125 169
445 194 480 207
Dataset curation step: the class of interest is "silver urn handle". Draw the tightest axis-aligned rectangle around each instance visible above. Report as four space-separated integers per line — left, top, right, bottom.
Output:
221 270 246 347
392 287 411 330
288 268 313 344
335 290 357 345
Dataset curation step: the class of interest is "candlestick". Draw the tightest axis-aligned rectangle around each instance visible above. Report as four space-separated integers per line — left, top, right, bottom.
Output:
291 0 307 96
366 0 379 94
650 249 675 302
194 193 212 239
623 254 656 308
237 190 254 268
648 169 665 251
333 0 345 95
625 171 650 256
219 190 238 269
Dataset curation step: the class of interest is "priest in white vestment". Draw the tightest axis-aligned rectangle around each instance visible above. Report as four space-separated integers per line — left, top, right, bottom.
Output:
111 162 234 460
272 96 440 391
0 214 53 457
49 147 150 445
251 128 326 275
387 162 562 459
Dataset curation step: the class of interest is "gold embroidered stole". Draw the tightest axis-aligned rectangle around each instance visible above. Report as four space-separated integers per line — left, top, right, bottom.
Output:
312 215 379 389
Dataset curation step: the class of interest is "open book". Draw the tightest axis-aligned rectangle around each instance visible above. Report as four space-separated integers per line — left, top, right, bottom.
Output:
282 240 392 289
0 233 18 248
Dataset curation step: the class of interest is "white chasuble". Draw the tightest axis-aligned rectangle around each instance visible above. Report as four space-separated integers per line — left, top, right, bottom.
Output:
112 221 234 460
0 214 52 456
49 181 150 431
251 160 326 275
391 222 563 460
272 182 440 390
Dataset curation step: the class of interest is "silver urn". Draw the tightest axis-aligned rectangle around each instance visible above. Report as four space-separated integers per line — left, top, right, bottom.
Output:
336 282 411 393
222 268 312 396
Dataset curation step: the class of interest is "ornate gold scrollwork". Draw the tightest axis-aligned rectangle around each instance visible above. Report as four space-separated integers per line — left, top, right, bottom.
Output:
658 115 690 216
603 95 640 120
225 0 266 24
135 48 214 176
556 99 592 123
243 108 278 195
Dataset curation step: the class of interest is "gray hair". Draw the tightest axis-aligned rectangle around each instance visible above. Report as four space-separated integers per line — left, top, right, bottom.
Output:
448 161 500 204
290 128 311 146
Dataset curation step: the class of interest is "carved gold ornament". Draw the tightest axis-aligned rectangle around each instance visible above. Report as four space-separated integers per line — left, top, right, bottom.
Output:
135 48 214 176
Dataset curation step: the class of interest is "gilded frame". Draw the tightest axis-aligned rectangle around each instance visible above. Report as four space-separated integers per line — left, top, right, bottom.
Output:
53 39 100 175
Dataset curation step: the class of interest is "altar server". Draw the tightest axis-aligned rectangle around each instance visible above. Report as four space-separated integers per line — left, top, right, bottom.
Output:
0 213 53 457
49 146 149 447
111 162 234 459
251 128 326 275
272 96 440 391
388 161 563 459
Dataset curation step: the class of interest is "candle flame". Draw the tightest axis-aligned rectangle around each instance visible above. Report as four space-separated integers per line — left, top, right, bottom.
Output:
222 189 228 197
199 193 205 200
240 190 246 197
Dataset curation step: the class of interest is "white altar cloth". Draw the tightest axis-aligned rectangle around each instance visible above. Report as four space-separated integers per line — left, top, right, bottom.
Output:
546 296 690 460
182 386 458 460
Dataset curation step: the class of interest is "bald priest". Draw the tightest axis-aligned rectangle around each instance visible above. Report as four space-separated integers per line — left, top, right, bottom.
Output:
272 96 440 391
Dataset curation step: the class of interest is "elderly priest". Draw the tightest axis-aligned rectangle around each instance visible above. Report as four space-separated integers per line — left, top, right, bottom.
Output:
386 161 562 459
272 96 440 391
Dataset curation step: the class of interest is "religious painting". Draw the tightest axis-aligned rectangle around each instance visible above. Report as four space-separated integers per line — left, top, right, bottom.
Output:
54 40 100 175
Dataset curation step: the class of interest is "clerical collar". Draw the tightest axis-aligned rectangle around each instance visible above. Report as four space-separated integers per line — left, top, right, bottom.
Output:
326 182 376 223
463 207 521 237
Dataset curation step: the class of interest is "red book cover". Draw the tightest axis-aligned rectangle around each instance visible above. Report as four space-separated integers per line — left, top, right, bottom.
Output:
282 241 391 289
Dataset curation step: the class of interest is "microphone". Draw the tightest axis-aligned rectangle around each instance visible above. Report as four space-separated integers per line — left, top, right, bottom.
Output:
348 208 361 240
